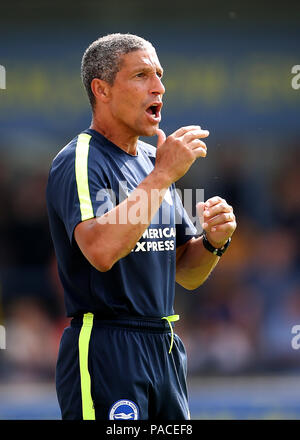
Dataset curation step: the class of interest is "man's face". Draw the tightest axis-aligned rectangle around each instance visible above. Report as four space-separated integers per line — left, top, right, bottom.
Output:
108 46 165 137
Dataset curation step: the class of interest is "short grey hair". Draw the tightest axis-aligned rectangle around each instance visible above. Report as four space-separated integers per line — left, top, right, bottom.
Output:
81 33 153 108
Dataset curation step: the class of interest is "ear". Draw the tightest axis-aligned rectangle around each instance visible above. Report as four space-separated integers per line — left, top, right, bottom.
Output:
90 78 111 103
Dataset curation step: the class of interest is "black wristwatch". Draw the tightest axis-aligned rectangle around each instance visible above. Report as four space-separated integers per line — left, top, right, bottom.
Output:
202 230 231 257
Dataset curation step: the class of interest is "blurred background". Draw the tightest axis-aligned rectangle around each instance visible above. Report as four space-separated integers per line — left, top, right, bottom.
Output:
0 0 300 419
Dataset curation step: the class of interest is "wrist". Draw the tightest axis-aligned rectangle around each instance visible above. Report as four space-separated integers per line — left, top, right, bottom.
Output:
205 233 228 249
150 168 173 189
202 230 231 257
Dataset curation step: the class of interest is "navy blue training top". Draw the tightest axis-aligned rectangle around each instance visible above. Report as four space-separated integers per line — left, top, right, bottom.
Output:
46 128 197 318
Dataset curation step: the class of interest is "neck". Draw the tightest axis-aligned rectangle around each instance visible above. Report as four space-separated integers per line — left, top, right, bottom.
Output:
90 113 139 156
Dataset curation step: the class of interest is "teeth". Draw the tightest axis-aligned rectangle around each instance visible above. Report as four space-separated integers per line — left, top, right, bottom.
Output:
146 104 161 120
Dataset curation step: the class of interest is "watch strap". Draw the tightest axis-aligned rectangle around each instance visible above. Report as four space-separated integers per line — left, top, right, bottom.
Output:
202 231 231 257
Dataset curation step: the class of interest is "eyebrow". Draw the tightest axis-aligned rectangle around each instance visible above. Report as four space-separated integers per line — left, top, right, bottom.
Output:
132 64 164 76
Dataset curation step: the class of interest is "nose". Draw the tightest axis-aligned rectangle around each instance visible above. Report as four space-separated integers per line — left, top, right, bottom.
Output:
150 74 165 96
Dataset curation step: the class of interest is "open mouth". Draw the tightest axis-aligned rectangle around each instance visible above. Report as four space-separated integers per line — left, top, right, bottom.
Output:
145 102 162 121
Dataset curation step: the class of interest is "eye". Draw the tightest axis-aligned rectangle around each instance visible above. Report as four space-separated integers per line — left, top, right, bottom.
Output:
136 72 145 78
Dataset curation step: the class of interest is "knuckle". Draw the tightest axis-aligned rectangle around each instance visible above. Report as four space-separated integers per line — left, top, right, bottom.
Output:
225 223 232 232
214 196 223 204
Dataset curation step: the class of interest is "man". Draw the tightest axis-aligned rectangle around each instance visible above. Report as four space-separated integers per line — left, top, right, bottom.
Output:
46 33 236 420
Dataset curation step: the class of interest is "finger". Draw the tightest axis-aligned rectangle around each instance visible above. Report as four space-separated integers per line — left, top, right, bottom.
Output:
172 125 201 138
189 139 207 151
196 201 205 214
192 147 207 158
156 128 166 148
202 212 235 229
196 201 205 223
205 196 225 209
209 221 236 234
182 129 209 144
203 201 232 219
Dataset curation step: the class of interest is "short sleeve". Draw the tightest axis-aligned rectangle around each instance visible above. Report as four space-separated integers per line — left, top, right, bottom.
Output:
47 134 114 243
173 186 198 247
